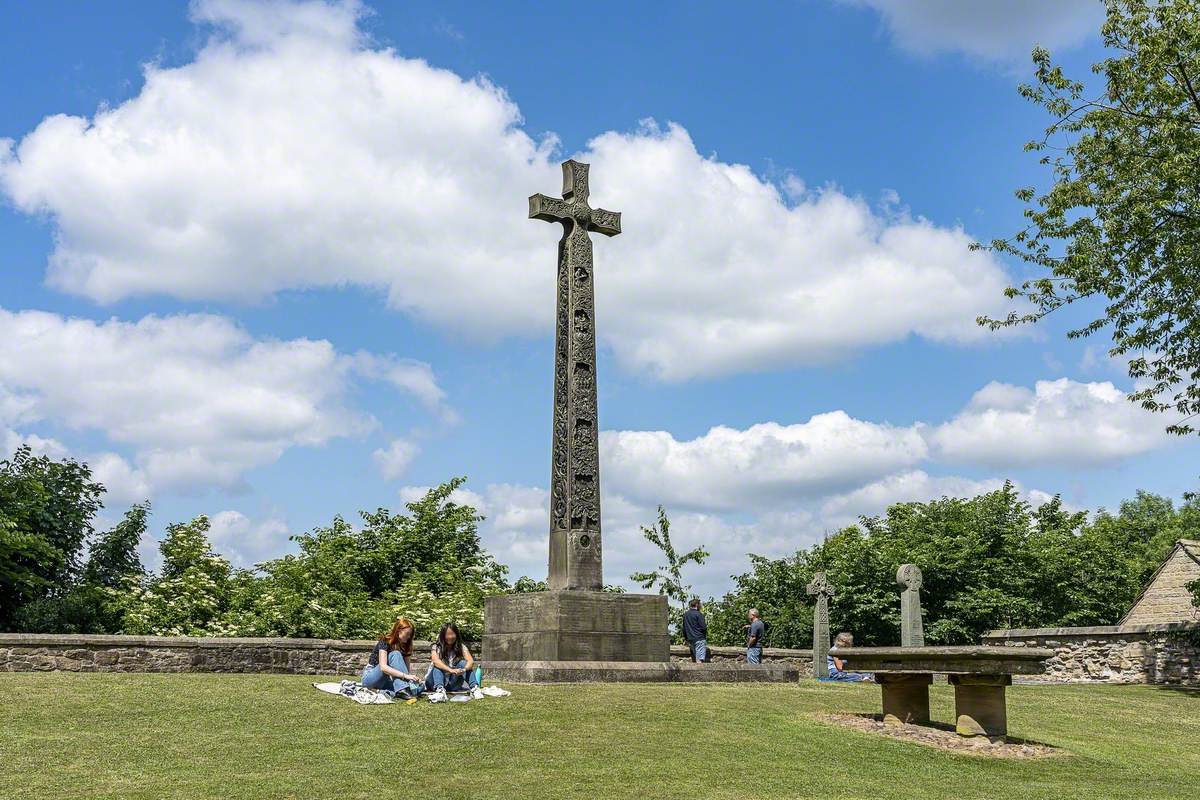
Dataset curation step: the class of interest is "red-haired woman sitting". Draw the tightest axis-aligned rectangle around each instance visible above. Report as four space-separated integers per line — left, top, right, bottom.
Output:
361 617 424 698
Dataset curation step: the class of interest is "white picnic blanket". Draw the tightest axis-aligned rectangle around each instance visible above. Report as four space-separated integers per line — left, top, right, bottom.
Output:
313 680 511 704
312 680 395 704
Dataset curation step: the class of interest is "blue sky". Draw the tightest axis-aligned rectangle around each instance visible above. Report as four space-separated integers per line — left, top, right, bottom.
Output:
0 0 1193 597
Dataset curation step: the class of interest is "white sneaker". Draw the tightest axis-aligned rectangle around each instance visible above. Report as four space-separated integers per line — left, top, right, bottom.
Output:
470 687 484 700
428 687 448 703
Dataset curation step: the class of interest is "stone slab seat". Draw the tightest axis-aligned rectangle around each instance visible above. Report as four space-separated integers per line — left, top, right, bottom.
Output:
831 645 1054 737
830 645 1055 674
482 660 800 684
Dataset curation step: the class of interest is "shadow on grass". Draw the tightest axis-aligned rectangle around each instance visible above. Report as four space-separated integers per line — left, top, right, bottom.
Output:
815 712 1066 758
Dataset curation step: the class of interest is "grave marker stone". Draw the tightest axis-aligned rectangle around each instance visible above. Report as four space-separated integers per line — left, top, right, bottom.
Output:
807 571 834 678
897 563 924 647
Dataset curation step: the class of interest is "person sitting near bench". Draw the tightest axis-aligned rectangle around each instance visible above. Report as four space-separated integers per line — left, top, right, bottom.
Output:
826 631 873 682
362 616 425 698
426 622 483 701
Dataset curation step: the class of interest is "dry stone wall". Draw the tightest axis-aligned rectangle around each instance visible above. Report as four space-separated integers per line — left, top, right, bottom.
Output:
0 634 813 675
0 634 417 675
669 644 813 671
983 622 1200 686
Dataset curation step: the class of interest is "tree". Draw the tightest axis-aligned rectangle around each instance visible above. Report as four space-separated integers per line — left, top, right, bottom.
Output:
0 446 104 629
630 506 708 640
83 503 148 589
229 479 511 640
118 515 235 636
14 505 150 634
704 484 1178 648
630 506 709 606
980 0 1200 433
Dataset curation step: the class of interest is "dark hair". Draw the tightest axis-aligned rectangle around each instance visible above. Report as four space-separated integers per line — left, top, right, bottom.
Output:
436 622 464 663
688 598 700 609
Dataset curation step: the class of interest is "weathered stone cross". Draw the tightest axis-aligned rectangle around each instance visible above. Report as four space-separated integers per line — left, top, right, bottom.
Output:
807 571 835 678
897 564 925 647
529 160 621 591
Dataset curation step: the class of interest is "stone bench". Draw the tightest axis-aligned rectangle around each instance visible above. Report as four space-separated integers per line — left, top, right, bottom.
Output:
831 645 1054 737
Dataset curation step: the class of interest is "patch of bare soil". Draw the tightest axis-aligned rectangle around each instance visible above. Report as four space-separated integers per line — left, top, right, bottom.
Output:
815 713 1065 759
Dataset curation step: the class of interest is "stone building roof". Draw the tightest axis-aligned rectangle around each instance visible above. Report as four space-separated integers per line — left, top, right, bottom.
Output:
1119 539 1200 626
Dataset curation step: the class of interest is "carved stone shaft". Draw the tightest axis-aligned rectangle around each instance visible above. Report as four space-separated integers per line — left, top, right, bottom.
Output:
806 571 834 678
897 563 925 647
529 160 621 591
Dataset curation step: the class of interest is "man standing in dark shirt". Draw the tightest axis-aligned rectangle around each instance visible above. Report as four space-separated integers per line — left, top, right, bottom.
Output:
681 597 708 663
745 608 765 664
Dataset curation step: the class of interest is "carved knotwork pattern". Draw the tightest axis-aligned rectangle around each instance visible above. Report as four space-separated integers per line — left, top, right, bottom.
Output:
590 208 619 232
564 160 590 202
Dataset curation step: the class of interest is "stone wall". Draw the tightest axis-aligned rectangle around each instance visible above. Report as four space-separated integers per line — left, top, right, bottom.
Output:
983 622 1200 686
0 633 813 675
669 643 812 670
0 634 414 675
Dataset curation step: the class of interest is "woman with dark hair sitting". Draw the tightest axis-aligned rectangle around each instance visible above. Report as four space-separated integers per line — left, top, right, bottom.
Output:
361 616 425 698
426 622 482 701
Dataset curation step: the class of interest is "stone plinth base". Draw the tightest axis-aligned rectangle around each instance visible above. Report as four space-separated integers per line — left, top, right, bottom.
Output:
483 591 669 662
484 660 800 683
878 673 932 725
951 674 1010 737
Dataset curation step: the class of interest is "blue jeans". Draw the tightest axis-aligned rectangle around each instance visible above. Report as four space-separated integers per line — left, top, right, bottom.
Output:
746 646 763 664
824 669 872 682
426 658 479 692
361 650 424 697
689 639 708 662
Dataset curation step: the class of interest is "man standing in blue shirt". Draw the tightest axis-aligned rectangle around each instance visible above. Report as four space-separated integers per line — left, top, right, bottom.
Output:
682 597 708 662
745 608 765 664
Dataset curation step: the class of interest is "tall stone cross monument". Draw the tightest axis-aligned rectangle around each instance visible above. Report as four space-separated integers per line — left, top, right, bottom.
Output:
482 161 669 671
529 160 620 590
807 571 834 679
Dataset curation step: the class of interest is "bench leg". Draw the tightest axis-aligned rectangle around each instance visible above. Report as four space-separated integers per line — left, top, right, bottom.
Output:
878 673 932 725
950 674 1010 737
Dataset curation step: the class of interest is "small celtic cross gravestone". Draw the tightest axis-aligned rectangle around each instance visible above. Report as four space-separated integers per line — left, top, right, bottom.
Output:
897 563 924 647
807 571 835 678
529 160 621 591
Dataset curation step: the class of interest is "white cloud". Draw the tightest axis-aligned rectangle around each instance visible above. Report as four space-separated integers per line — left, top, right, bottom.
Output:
0 307 446 493
820 470 1007 525
352 354 458 423
89 452 153 506
841 0 1102 60
930 378 1167 467
373 438 420 481
207 509 293 567
0 0 1017 381
1 428 69 461
816 469 1068 527
601 412 929 511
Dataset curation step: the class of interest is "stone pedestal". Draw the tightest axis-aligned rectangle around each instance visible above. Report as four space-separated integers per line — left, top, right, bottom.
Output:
950 674 1010 737
878 673 932 725
483 591 669 663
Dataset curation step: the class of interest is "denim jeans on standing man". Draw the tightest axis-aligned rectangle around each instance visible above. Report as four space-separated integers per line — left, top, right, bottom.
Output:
362 650 424 697
746 646 763 664
689 639 708 663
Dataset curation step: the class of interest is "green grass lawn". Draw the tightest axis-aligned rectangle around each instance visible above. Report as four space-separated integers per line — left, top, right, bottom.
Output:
1 674 1197 800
